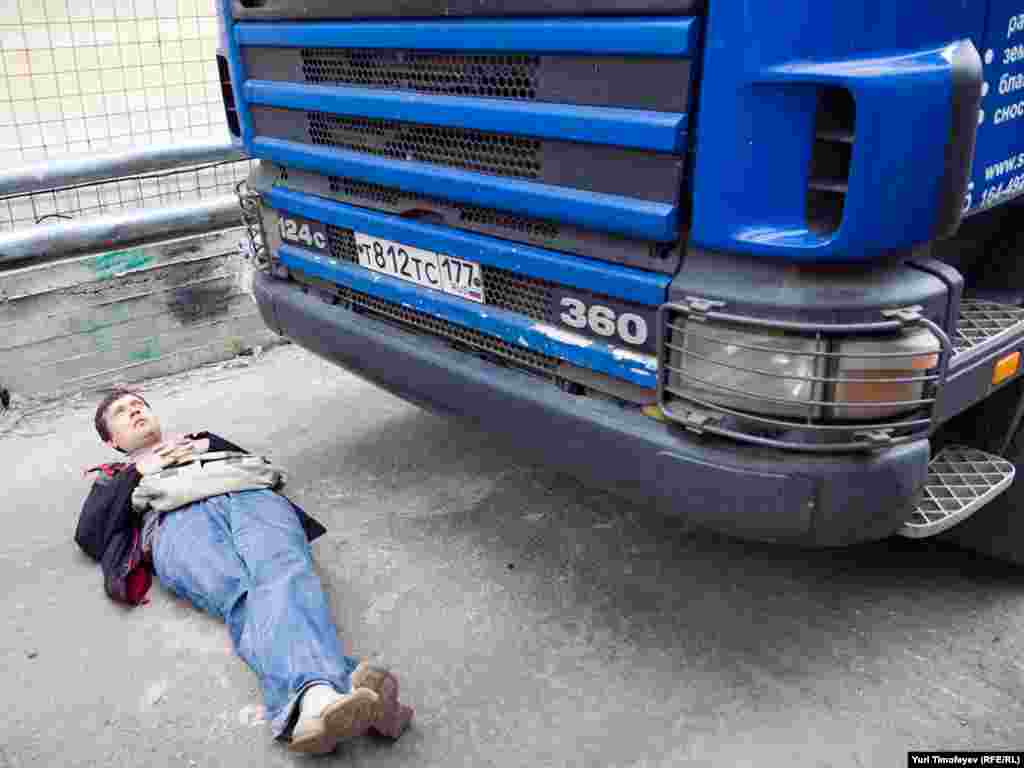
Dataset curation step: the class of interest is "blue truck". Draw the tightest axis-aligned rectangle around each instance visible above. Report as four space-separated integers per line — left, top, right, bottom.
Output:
217 0 1024 558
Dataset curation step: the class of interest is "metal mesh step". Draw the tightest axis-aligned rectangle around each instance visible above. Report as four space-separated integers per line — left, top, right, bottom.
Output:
953 299 1024 355
898 446 1015 538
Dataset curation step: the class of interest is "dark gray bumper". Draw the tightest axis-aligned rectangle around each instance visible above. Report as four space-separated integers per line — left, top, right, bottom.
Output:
255 271 930 547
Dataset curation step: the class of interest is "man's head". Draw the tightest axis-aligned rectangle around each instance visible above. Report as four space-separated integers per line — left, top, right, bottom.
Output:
95 389 163 454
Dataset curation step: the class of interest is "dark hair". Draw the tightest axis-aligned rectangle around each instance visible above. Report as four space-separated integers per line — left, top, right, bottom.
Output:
95 389 150 450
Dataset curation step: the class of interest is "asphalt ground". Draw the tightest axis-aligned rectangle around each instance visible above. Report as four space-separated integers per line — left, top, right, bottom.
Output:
2 342 1022 767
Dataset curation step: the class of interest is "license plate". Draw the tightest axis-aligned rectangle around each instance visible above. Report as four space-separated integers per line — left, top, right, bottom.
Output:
353 233 485 304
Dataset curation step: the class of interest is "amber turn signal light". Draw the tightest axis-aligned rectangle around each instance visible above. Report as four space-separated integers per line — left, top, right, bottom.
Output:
993 351 1021 386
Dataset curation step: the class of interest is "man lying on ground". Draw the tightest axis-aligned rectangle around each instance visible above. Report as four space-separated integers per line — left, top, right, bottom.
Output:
74 388 412 755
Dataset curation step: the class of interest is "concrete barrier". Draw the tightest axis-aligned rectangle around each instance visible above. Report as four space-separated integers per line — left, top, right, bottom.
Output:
0 228 282 399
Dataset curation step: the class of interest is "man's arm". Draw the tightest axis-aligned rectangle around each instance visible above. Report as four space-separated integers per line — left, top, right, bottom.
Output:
74 466 142 562
76 431 247 558
185 431 327 542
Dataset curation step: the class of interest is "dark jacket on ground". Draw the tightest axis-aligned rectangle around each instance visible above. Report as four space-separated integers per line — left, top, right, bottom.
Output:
74 431 326 605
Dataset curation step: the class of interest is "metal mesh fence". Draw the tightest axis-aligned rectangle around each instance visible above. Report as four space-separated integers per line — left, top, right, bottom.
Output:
0 0 252 233
0 157 253 230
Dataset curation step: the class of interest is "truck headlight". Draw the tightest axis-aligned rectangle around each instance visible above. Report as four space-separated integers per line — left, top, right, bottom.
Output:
667 321 940 424
833 328 940 420
670 322 825 420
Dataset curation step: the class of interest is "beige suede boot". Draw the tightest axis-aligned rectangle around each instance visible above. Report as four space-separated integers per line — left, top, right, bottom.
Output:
288 684 380 755
350 661 414 739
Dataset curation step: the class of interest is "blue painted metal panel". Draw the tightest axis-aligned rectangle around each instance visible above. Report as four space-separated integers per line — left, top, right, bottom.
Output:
244 81 687 153
277 244 659 388
252 137 679 242
266 186 670 305
965 0 1024 213
690 1 989 263
235 18 699 57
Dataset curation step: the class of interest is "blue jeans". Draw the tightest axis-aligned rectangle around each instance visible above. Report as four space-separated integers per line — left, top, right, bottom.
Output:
152 489 359 739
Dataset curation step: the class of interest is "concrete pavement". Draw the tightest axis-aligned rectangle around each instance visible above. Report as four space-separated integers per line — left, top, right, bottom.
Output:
2 342 1023 767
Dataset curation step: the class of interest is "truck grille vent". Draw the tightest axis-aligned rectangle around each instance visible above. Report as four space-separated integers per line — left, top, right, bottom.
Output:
327 224 360 263
478 266 554 322
307 112 542 180
806 87 855 234
351 287 559 373
327 175 561 240
217 54 241 138
325 223 555 323
294 269 559 375
459 203 560 240
329 176 403 207
301 48 541 101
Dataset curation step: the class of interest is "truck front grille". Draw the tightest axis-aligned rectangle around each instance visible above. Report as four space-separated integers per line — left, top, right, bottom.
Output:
301 49 541 101
268 166 681 273
307 112 542 181
244 46 692 112
251 105 683 202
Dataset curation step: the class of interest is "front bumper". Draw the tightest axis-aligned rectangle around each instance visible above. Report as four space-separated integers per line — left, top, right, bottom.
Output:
255 271 930 547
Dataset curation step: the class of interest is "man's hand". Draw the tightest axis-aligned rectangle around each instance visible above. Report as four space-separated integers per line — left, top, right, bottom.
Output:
136 440 198 476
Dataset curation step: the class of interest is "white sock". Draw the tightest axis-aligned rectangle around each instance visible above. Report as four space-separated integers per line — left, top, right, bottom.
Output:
299 684 340 720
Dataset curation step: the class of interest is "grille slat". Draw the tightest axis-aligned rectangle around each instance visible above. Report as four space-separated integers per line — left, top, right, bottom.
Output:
307 112 543 181
301 49 541 101
272 166 681 273
245 47 693 113
327 175 561 241
234 0 702 20
253 104 685 203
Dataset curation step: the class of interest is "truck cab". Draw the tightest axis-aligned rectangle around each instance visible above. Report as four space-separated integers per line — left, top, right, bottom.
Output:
218 0 1024 554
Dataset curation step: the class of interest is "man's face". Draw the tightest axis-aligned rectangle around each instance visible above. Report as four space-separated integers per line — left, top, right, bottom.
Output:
104 395 162 453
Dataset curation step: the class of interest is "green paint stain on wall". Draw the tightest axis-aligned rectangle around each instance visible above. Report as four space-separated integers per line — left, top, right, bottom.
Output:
93 327 113 353
128 337 160 362
92 248 153 280
74 302 131 335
